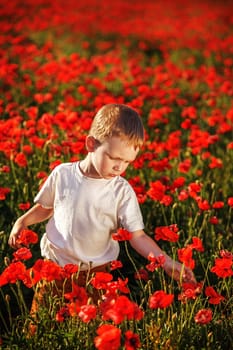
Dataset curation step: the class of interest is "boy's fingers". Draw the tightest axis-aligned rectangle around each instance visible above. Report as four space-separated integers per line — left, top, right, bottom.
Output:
183 268 196 283
8 235 21 249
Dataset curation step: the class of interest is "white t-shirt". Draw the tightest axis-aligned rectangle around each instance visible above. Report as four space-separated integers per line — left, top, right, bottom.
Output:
34 162 144 269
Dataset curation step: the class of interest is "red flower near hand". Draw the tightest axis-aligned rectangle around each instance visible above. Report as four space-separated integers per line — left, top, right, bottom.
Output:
178 246 195 269
16 229 38 247
194 308 212 324
94 324 121 350
112 228 132 241
146 253 165 272
149 290 174 309
178 282 203 303
205 286 225 304
154 224 179 242
13 247 32 261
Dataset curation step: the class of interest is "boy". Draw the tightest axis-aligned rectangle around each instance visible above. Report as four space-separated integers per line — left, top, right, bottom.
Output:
9 104 195 304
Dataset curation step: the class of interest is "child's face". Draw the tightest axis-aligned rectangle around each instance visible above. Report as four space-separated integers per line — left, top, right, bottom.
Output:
90 136 139 179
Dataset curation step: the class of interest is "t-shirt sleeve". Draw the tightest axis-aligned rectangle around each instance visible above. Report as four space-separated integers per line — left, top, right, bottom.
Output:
118 182 144 232
34 167 57 209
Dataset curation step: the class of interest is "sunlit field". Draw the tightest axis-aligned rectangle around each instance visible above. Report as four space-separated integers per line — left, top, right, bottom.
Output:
0 0 232 349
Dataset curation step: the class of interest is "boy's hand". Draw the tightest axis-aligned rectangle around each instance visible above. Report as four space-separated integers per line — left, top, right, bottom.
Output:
8 220 27 249
163 256 196 284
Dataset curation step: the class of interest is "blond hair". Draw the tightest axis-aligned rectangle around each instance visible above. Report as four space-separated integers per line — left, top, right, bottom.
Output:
89 104 144 148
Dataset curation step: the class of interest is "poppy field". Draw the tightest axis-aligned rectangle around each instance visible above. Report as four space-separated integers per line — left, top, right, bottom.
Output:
0 0 233 348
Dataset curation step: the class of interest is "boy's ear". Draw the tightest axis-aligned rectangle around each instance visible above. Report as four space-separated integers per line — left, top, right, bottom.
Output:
86 135 97 152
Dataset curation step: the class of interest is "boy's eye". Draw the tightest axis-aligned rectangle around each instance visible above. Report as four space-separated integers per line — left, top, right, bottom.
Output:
107 153 131 164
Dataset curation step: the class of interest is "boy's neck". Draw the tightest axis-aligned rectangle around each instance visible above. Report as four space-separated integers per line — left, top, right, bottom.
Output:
79 157 101 179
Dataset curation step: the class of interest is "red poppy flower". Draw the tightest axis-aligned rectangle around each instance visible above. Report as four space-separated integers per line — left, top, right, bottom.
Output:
194 308 212 325
68 300 82 317
188 182 202 196
36 171 48 179
178 158 192 173
205 286 225 304
160 194 173 206
62 263 79 278
212 201 224 209
14 152 27 167
16 229 38 246
219 250 233 259
178 189 189 201
110 260 123 271
124 330 141 350
178 246 195 269
147 180 166 201
197 198 210 210
0 165 10 173
154 224 179 242
18 202 31 210
146 253 165 272
171 176 186 191
91 272 113 290
227 197 233 208
209 216 219 225
0 187 11 200
94 324 121 350
78 304 97 323
178 282 203 302
103 277 130 297
190 237 204 252
64 282 88 306
149 290 174 309
13 247 32 261
100 295 143 324
40 259 64 282
112 228 132 241
211 257 233 278
0 261 26 287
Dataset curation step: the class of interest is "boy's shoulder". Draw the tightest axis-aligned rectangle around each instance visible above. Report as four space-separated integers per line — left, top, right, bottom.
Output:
53 162 75 171
113 175 134 192
51 162 76 177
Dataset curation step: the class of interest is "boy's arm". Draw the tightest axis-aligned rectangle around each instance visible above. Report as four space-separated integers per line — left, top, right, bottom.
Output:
8 203 53 249
129 230 196 283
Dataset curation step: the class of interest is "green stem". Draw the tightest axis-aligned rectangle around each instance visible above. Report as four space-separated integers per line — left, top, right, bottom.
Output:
0 289 11 332
124 241 144 292
225 207 232 233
